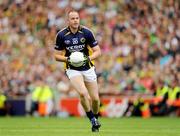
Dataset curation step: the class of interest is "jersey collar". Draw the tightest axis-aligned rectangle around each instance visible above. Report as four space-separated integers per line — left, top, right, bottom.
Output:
67 25 82 34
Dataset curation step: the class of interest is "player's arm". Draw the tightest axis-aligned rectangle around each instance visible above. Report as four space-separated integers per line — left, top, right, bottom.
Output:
54 50 68 62
54 32 68 62
89 45 101 61
85 28 101 61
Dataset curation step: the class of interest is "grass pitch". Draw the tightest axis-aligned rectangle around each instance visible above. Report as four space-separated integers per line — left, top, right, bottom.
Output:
0 117 180 136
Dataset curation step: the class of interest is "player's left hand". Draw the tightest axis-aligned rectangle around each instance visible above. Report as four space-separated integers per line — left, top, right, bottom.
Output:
83 54 90 63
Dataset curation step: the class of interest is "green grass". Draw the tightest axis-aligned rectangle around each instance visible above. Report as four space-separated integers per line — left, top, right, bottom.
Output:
0 117 180 136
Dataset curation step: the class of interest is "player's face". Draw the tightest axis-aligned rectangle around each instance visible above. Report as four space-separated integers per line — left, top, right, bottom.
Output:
68 12 80 29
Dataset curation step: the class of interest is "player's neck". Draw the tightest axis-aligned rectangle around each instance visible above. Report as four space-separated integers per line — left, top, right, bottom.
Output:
69 26 78 34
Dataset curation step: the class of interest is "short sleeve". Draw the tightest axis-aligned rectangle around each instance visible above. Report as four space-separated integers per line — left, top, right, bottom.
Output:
54 33 64 50
86 29 98 47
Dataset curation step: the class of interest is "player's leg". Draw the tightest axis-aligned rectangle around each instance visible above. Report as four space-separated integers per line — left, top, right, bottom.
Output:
66 69 95 122
85 81 101 132
85 81 100 118
83 67 101 132
69 75 91 112
83 67 100 118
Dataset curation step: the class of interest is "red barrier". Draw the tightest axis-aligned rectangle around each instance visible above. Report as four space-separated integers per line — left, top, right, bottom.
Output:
59 97 124 117
60 98 80 116
59 97 180 117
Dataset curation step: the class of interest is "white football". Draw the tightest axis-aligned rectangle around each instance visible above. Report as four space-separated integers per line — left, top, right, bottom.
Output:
69 52 85 67
69 52 84 63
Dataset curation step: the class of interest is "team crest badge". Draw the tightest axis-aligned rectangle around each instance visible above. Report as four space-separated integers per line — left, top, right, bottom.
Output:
80 37 86 43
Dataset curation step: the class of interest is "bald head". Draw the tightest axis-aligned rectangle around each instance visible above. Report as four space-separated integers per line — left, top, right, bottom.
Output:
68 10 79 18
67 11 80 30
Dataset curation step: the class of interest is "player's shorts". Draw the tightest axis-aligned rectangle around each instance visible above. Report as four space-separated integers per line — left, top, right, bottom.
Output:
66 67 97 82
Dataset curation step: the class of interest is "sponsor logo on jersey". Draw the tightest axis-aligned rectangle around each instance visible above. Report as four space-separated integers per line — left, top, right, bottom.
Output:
66 44 85 52
64 40 71 44
93 41 98 45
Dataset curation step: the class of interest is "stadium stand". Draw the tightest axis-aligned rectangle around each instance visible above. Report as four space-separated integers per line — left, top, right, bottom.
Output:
0 0 179 117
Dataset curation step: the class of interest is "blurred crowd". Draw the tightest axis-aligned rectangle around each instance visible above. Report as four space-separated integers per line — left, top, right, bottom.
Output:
0 0 179 101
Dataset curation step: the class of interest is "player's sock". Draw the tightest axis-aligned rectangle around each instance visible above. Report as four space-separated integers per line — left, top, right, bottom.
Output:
94 113 99 119
86 110 95 121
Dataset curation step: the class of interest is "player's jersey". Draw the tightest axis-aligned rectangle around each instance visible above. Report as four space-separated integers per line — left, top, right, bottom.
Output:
55 25 98 71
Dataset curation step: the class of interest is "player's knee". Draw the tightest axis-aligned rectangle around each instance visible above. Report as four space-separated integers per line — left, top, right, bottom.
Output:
91 93 99 102
79 92 88 99
92 98 99 104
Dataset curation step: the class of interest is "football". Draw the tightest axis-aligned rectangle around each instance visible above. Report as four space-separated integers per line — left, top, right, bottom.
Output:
69 52 85 67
